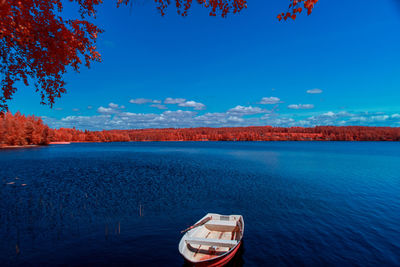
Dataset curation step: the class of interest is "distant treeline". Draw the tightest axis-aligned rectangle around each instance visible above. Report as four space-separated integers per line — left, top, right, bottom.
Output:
1 112 400 147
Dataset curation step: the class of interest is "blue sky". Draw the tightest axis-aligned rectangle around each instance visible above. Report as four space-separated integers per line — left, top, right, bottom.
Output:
8 0 400 130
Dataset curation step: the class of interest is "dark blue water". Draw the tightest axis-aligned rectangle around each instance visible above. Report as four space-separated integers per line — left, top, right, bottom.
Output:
0 142 399 266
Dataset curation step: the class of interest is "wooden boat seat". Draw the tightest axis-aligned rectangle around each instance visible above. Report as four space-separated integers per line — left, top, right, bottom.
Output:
185 237 238 248
205 220 237 232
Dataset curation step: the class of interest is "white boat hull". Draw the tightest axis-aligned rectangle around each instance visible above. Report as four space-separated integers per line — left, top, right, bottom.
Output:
179 213 244 266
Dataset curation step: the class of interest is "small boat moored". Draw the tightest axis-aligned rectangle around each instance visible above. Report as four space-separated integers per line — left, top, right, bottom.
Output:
179 213 244 266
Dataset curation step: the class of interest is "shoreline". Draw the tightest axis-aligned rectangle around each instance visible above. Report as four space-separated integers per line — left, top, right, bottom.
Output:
0 142 71 149
0 145 40 149
1 140 399 150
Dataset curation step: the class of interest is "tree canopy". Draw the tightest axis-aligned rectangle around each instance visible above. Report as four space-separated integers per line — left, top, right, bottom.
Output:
0 0 318 113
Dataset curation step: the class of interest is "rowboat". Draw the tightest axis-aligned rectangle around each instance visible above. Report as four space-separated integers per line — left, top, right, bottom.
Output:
179 213 244 266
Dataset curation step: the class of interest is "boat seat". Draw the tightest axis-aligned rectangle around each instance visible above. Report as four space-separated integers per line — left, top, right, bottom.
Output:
185 237 237 248
205 220 237 232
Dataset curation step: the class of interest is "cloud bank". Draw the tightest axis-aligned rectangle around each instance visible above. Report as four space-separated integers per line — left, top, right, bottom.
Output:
41 97 400 130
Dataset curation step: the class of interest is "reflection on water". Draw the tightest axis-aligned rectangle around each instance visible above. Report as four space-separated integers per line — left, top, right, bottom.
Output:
1 142 400 266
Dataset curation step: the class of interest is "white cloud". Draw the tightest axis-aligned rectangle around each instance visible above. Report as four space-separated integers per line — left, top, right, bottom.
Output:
87 106 93 110
150 104 168 110
129 98 160 104
391 114 400 119
322 111 335 117
227 116 244 123
162 98 206 110
292 111 400 126
349 116 368 123
194 112 261 127
72 108 79 112
307 88 323 94
261 114 296 126
306 111 353 125
97 101 127 115
43 115 112 130
108 103 119 109
288 104 314 110
259 97 281 104
227 105 269 116
98 102 127 113
113 110 198 128
162 110 196 117
178 100 206 110
97 106 118 115
164 98 186 104
370 115 389 122
194 112 229 125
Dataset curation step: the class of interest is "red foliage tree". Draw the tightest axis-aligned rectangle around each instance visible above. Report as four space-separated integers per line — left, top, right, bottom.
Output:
0 0 318 113
0 111 50 147
0 0 103 112
277 0 319 21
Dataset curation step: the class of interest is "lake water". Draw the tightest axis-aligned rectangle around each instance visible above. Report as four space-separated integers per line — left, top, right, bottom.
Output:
0 142 399 266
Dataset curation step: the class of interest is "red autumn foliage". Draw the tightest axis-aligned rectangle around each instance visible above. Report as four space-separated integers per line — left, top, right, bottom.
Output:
1 0 317 113
278 0 318 21
0 0 103 113
124 0 248 17
0 112 50 147
1 112 400 148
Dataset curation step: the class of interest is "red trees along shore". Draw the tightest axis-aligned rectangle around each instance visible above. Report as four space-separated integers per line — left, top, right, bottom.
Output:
1 112 400 147
0 112 50 147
